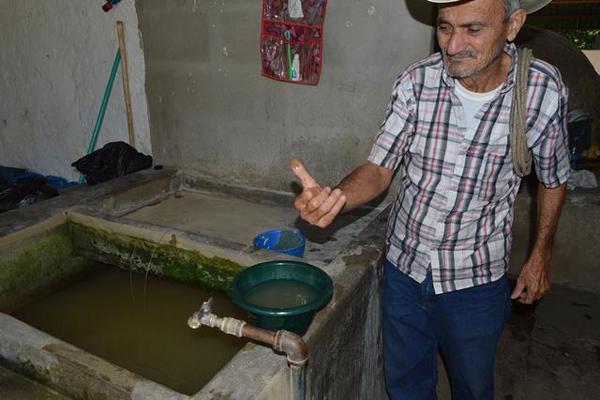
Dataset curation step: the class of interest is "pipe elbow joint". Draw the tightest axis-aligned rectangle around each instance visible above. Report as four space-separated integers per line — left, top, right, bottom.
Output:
274 330 308 366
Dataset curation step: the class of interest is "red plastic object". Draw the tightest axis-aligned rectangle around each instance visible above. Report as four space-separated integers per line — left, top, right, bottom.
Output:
260 0 328 85
102 0 122 12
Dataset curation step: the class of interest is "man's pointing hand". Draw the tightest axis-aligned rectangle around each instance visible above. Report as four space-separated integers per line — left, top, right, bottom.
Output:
290 159 346 228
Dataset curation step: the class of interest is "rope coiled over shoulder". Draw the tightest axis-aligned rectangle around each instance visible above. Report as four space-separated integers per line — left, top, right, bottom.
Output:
510 47 533 177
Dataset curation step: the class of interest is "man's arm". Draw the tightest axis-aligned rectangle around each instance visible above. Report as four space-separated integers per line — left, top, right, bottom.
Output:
511 182 567 304
337 162 394 211
291 160 394 228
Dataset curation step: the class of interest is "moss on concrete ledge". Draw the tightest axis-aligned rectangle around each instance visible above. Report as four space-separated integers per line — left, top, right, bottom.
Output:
0 220 242 310
14 360 54 386
70 222 243 292
0 226 87 312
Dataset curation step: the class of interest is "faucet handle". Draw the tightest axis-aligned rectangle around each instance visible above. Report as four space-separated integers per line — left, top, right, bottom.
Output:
187 297 215 329
201 297 214 314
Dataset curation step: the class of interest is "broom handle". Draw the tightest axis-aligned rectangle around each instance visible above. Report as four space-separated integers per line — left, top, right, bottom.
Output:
117 21 136 148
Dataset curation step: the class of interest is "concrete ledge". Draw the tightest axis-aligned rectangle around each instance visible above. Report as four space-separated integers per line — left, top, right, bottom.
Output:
0 314 185 400
304 208 388 399
0 168 179 238
0 364 69 400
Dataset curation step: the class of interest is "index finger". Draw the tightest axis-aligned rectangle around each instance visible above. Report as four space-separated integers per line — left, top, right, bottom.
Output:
510 280 525 300
290 159 319 189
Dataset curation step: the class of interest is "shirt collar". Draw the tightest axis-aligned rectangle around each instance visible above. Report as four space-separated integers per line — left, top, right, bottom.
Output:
441 42 518 94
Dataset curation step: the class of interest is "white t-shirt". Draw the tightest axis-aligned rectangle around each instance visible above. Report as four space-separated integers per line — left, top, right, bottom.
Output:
454 81 502 137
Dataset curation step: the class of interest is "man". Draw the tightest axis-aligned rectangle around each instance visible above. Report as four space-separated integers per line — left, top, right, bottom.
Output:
291 0 569 398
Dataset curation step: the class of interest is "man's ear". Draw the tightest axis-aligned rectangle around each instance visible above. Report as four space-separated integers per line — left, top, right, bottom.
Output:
506 8 527 42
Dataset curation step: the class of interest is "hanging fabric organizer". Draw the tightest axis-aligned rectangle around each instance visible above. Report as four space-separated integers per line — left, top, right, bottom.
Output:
260 0 328 85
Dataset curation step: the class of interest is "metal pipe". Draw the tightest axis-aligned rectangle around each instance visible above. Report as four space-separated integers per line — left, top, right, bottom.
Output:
274 330 308 366
241 324 276 345
288 363 305 400
188 298 308 400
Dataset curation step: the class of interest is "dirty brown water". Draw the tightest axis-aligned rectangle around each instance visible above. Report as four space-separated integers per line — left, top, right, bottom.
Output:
11 261 247 395
244 279 319 309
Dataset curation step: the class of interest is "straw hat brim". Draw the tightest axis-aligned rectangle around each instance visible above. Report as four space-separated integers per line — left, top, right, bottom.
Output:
427 0 552 14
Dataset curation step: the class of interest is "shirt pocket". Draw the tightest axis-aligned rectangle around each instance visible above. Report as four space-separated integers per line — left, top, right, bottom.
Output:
477 152 512 202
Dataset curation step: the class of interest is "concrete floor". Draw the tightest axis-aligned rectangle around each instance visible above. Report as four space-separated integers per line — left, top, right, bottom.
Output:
495 284 600 399
436 284 600 399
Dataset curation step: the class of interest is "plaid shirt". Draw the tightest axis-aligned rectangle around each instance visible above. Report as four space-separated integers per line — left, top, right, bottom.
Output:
368 43 570 293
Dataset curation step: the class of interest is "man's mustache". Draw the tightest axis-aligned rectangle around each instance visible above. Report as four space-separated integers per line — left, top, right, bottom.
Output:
443 49 477 59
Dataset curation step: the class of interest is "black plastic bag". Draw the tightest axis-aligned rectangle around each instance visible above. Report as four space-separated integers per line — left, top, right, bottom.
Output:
72 141 152 185
0 176 58 214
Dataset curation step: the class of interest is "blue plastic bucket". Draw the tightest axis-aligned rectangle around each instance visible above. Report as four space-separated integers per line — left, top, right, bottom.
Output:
253 228 306 258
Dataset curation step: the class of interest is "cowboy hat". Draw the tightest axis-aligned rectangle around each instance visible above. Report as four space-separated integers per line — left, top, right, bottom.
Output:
426 0 552 14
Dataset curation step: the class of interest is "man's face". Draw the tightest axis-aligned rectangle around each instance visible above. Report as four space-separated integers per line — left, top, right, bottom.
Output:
436 0 513 80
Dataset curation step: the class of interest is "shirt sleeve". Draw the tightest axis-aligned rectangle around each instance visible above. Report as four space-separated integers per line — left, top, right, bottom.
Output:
527 66 571 188
368 73 417 171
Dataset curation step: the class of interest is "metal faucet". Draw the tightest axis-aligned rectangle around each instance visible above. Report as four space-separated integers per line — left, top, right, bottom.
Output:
187 297 215 329
188 297 247 337
187 298 308 400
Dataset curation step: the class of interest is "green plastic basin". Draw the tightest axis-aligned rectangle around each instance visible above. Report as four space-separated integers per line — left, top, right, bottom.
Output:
229 261 333 335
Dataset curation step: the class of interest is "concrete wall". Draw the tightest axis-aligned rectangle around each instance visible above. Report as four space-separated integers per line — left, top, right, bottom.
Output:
516 26 600 147
510 187 600 294
582 50 600 75
0 0 151 181
137 0 434 191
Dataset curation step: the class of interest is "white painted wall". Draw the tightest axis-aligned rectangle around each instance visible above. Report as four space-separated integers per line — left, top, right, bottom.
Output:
0 0 151 181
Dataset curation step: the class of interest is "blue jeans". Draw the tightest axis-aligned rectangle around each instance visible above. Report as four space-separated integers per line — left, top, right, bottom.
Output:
382 259 511 400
